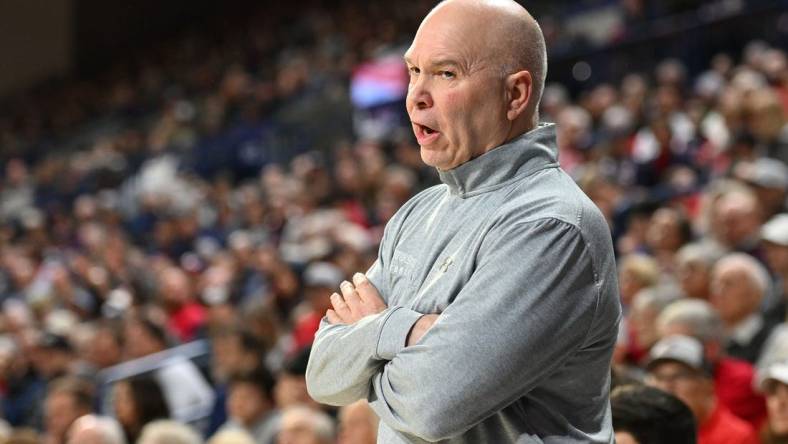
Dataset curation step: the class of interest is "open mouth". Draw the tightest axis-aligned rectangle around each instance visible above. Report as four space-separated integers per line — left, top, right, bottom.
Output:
413 122 440 145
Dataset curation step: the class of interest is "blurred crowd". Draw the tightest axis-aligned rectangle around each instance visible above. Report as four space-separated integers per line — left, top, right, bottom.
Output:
0 0 787 443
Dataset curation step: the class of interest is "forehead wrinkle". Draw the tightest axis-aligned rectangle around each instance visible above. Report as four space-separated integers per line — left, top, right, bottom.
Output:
406 32 483 76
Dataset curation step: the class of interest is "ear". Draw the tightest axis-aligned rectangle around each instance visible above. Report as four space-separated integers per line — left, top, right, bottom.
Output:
505 70 533 121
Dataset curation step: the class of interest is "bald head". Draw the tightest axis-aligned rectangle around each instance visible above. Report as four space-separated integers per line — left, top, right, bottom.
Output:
420 0 547 121
405 0 548 170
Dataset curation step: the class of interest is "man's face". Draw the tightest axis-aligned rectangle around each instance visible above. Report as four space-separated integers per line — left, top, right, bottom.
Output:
678 259 710 299
710 265 759 325
404 9 510 171
766 381 788 436
228 382 269 426
338 401 378 444
45 392 82 442
277 411 323 444
646 361 711 421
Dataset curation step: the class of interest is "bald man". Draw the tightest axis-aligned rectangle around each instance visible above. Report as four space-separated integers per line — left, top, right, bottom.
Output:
306 1 621 442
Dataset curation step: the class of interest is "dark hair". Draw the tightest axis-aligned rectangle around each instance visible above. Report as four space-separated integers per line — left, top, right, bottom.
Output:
48 376 95 412
213 327 267 357
229 366 276 400
124 375 170 426
283 345 311 376
612 384 696 444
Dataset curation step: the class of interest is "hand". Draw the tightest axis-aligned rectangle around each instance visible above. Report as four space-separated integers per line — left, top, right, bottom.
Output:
406 314 438 346
326 272 387 324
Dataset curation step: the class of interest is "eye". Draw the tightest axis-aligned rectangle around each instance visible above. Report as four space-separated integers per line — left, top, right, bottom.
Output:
439 71 455 80
408 66 420 75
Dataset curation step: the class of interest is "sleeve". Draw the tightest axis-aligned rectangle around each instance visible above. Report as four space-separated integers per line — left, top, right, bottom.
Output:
368 218 603 441
305 223 425 406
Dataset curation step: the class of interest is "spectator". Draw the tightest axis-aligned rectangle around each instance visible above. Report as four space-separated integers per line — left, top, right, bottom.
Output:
217 367 279 444
207 328 268 436
291 262 345 353
156 266 207 343
675 243 720 300
275 347 319 411
112 376 169 444
710 253 778 363
136 420 203 444
657 299 767 428
207 429 255 444
758 359 788 443
43 377 95 444
611 384 696 444
627 286 679 365
619 254 660 309
645 335 758 444
121 314 215 423
712 190 763 256
66 414 126 444
337 400 378 444
761 214 788 324
277 406 335 444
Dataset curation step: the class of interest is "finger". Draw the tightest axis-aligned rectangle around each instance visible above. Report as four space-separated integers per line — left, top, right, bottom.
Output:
330 292 351 319
353 272 386 312
326 309 342 324
352 273 376 302
340 281 362 317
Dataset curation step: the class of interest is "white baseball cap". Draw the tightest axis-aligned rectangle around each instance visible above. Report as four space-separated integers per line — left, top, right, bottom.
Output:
758 359 788 392
762 214 788 247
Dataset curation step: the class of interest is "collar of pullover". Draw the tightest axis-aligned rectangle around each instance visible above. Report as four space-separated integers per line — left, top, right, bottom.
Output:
437 123 559 198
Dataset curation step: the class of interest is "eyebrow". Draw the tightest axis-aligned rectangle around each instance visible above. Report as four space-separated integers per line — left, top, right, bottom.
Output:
403 56 464 72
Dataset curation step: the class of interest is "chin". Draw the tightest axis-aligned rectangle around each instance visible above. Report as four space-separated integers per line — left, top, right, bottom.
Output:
420 148 445 169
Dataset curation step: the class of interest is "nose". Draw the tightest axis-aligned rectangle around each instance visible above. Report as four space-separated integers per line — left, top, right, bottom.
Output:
407 75 433 112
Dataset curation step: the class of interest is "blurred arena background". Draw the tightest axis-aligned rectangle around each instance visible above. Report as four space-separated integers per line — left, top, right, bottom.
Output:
0 1 787 443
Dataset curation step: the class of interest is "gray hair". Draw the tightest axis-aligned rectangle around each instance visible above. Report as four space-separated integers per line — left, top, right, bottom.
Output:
137 420 202 444
68 415 126 444
207 429 255 444
713 253 771 297
632 287 680 314
282 406 335 442
657 299 725 343
676 242 722 269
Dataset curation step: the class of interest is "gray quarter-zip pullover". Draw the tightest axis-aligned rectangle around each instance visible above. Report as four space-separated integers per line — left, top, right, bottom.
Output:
307 123 621 443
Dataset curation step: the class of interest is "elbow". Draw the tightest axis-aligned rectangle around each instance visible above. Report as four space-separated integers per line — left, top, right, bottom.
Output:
305 363 340 406
407 413 461 442
305 361 363 407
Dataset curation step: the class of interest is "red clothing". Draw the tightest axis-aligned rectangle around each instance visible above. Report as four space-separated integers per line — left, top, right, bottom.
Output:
699 403 759 444
714 357 767 430
168 301 207 342
292 311 322 351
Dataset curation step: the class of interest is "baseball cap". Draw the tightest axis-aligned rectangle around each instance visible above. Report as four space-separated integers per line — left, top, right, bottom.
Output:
303 262 344 289
762 213 788 246
646 334 711 376
758 359 788 392
736 158 788 190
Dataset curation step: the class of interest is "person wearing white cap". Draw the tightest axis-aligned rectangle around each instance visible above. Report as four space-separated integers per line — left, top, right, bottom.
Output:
762 214 788 324
759 359 788 443
645 334 759 444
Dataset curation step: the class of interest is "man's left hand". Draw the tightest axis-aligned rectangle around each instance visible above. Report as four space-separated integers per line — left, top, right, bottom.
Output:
326 272 387 324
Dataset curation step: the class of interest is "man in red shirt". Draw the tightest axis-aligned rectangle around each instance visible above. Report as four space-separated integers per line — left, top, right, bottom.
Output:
646 335 759 444
658 298 767 428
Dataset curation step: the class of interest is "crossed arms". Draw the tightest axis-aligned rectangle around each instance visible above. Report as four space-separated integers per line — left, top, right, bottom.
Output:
305 218 604 441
